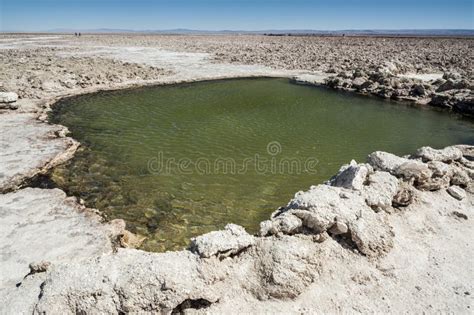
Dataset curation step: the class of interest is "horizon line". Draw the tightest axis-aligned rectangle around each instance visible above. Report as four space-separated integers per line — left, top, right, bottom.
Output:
2 28 474 34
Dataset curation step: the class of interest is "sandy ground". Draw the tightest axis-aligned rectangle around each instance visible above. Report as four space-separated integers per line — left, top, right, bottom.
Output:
0 34 473 314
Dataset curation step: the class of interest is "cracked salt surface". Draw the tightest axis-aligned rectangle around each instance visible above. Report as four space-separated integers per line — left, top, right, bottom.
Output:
58 45 303 80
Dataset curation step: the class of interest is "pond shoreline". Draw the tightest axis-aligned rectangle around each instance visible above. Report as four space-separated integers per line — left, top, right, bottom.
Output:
1 35 473 313
46 77 473 252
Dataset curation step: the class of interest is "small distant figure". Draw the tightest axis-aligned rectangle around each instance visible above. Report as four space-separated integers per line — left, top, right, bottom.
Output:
74 32 77 37
78 32 81 37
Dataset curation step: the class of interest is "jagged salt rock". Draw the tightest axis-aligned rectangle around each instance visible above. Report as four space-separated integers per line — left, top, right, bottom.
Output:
412 84 426 96
260 213 303 236
395 161 432 182
449 166 471 186
443 72 462 80
28 261 51 274
417 176 451 191
453 145 474 161
367 151 410 173
0 92 18 103
190 224 255 258
276 214 303 234
378 61 398 75
352 77 367 89
329 221 348 235
330 162 371 190
415 146 463 162
428 161 451 177
392 184 415 207
363 171 399 211
284 184 394 257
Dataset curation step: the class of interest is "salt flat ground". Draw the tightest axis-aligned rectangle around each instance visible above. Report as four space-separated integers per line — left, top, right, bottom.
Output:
0 34 472 314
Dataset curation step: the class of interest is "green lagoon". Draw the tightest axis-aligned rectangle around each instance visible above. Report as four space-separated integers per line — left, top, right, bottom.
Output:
50 78 474 251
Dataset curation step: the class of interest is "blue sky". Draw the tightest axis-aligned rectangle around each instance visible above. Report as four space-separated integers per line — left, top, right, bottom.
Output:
1 0 473 31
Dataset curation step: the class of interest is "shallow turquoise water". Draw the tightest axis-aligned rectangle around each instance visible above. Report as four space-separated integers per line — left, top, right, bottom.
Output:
50 78 474 251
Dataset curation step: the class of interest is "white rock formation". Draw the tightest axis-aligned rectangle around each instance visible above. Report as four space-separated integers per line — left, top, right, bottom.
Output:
190 224 255 258
362 171 399 211
447 185 467 200
415 146 463 162
367 151 410 173
0 35 473 313
262 183 395 257
328 160 372 190
35 249 223 314
0 91 18 103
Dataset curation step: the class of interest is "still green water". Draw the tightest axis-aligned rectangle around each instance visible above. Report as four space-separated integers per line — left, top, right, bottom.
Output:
50 78 474 251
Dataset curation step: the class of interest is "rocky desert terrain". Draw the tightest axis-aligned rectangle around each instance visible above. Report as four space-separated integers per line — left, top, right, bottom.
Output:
0 34 473 314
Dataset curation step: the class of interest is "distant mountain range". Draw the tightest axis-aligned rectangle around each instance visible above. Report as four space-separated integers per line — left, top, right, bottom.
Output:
3 28 474 36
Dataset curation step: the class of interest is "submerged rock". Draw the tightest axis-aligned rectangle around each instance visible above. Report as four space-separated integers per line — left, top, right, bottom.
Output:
119 230 147 249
